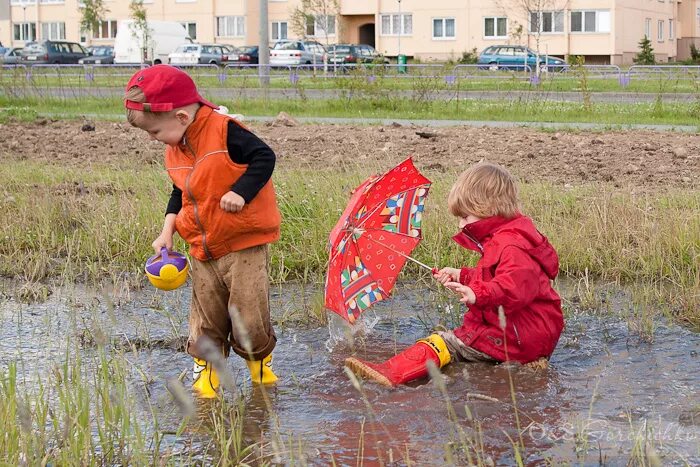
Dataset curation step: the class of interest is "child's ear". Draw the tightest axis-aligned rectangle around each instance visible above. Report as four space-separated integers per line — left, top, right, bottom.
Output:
175 109 190 125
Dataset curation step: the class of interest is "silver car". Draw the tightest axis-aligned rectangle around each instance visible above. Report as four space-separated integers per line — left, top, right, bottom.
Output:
0 47 23 65
270 40 325 67
168 43 230 66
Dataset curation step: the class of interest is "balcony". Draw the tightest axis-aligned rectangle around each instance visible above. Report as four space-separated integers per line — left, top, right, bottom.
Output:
340 0 376 16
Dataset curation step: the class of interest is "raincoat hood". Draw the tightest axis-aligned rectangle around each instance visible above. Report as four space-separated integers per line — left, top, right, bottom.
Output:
453 214 559 279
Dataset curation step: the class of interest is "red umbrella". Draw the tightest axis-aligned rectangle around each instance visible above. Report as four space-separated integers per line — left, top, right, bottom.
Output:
325 158 433 323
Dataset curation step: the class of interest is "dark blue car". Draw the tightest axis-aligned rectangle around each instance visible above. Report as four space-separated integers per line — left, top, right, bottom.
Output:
478 45 566 72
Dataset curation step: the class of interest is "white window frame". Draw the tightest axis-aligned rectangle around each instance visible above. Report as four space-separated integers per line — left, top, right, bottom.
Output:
530 11 564 34
380 13 412 36
432 17 455 40
41 22 66 40
13 22 37 41
668 19 674 40
93 20 117 39
483 16 507 39
570 10 611 34
39 0 64 4
657 20 664 42
216 16 245 38
180 21 197 40
271 21 288 41
645 18 651 39
306 15 335 37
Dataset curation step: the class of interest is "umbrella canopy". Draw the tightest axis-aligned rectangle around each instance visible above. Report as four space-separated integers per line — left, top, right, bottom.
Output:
325 158 432 323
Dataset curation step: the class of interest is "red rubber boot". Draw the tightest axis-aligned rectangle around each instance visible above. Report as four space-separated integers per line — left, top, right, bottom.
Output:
344 334 451 387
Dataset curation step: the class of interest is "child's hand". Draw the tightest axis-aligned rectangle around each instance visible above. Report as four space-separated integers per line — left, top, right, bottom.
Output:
444 281 476 305
433 267 461 285
220 191 245 213
152 233 173 255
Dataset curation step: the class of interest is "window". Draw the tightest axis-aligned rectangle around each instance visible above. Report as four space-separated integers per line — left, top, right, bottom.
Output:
530 11 564 33
645 18 651 38
13 22 36 41
216 16 245 37
657 20 664 42
307 15 335 36
484 17 507 38
380 13 412 36
571 10 610 33
41 22 65 40
669 19 674 40
433 17 455 39
271 21 288 41
180 22 197 39
93 20 117 39
39 0 64 3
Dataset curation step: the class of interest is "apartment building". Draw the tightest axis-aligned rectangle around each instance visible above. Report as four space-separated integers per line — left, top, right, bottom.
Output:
0 0 694 65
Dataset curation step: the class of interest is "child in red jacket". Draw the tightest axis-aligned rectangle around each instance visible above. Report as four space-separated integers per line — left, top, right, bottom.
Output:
345 162 564 387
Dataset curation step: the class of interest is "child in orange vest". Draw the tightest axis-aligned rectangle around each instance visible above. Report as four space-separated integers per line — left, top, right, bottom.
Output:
125 65 281 398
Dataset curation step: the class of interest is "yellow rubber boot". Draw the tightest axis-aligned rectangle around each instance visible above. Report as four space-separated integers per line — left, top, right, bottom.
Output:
192 358 220 398
246 354 278 384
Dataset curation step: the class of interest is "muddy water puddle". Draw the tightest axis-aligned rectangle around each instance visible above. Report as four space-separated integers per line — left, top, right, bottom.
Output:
1 283 698 465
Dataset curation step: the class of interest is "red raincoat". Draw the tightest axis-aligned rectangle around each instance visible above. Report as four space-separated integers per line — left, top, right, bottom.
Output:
452 214 564 364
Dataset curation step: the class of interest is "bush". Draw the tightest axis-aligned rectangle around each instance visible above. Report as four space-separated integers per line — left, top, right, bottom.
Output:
690 43 700 63
458 48 479 64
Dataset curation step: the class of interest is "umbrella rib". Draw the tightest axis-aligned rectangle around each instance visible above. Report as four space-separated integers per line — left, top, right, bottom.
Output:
362 234 433 271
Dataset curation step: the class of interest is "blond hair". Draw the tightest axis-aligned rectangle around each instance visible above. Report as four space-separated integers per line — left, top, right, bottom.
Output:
447 162 520 219
124 86 177 126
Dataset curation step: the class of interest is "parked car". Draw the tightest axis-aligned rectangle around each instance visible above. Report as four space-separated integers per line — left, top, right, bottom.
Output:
229 45 259 65
324 44 389 67
168 43 230 66
270 40 325 67
0 47 23 65
477 45 566 71
21 40 89 64
78 45 114 64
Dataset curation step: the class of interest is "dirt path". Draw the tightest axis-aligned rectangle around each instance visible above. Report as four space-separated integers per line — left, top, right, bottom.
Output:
2 119 698 189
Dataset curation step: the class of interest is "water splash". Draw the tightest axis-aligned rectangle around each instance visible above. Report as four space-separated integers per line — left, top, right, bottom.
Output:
324 309 380 352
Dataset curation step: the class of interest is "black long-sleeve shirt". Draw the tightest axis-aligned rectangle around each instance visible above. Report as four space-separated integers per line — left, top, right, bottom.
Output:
165 121 276 215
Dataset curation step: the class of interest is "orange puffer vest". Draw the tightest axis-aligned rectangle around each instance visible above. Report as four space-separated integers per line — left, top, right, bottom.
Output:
165 107 281 261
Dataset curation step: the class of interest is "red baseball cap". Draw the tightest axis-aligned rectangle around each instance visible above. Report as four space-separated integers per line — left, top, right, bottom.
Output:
124 64 218 112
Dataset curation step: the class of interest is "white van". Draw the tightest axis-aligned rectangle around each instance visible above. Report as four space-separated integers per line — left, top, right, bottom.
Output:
114 20 190 64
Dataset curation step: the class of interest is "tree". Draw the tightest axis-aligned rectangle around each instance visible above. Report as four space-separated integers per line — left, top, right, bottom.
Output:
129 0 150 64
633 36 655 65
78 0 109 46
497 0 570 74
290 0 340 68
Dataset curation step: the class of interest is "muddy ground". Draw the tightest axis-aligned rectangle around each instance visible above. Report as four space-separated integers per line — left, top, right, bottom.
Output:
1 118 698 189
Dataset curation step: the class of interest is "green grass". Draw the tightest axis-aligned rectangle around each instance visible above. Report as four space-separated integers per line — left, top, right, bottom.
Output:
0 160 697 327
5 64 700 93
3 94 700 127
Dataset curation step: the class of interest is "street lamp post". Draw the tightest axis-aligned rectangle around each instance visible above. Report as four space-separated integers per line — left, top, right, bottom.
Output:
397 0 401 59
22 5 28 43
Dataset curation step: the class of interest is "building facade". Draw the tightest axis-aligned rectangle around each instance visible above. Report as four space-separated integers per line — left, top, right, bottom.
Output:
0 0 694 65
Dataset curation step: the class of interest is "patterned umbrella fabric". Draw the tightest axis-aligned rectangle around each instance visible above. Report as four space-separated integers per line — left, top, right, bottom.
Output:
325 158 432 323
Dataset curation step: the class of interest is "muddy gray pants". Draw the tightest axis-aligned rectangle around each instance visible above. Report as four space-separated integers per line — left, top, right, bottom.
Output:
437 330 498 363
186 245 277 361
